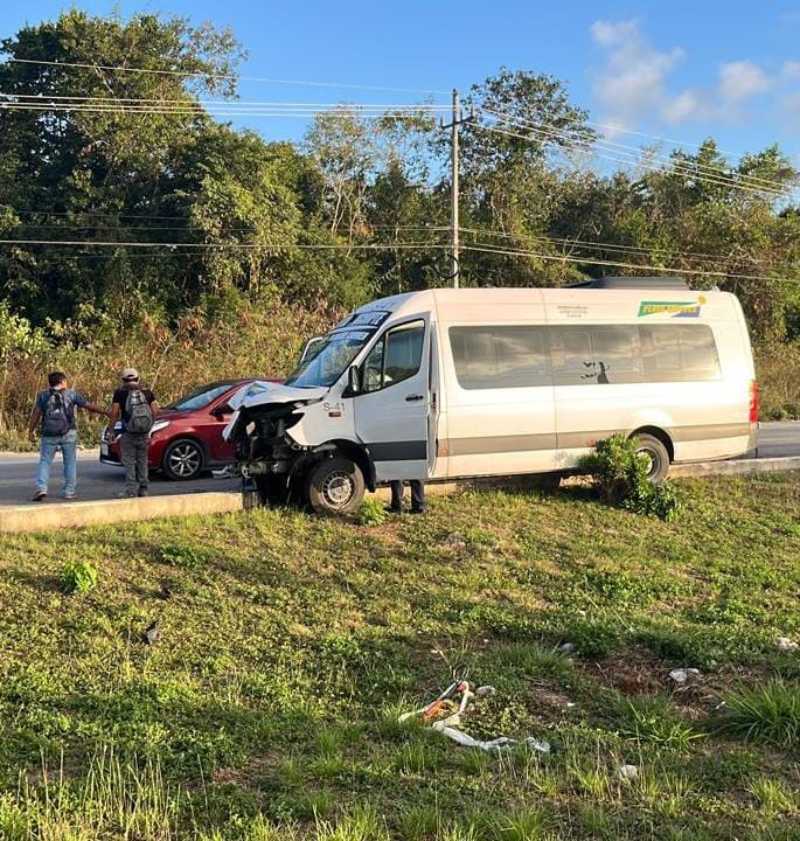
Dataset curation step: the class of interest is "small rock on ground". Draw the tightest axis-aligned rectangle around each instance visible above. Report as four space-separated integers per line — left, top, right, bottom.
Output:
668 668 701 685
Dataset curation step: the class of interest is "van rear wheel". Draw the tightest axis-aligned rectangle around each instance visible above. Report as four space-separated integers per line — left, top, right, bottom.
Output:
306 456 365 516
632 433 670 483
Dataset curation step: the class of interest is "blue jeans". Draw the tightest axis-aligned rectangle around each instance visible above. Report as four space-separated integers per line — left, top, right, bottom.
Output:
36 430 78 496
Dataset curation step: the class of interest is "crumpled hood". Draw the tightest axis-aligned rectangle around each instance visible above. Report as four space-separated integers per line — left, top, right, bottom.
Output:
227 380 328 410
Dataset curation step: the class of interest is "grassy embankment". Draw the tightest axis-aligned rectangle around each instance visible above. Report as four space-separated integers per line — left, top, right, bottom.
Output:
1 473 800 839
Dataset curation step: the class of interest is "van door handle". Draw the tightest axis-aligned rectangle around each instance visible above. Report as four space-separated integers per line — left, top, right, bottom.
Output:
405 394 424 402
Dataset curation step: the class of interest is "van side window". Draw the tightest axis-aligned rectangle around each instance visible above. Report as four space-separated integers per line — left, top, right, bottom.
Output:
549 328 593 386
449 326 550 389
550 326 644 385
362 320 425 393
640 325 721 382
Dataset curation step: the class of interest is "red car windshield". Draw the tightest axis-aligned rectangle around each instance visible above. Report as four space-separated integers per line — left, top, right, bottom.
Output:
168 383 235 412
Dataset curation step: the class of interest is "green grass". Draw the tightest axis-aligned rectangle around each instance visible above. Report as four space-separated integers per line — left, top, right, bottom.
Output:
1 472 800 839
715 680 800 747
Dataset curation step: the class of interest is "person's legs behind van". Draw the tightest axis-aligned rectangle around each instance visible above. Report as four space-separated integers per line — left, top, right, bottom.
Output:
410 479 425 514
389 480 403 512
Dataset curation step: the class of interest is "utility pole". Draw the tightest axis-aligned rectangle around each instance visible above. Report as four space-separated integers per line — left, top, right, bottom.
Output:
450 88 460 288
441 89 472 289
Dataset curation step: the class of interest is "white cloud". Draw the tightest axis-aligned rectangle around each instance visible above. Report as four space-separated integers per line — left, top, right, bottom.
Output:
718 61 771 102
590 20 639 48
590 19 685 122
662 90 705 124
783 60 800 79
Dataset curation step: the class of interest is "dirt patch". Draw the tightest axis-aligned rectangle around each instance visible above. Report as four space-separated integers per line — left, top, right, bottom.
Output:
581 648 666 696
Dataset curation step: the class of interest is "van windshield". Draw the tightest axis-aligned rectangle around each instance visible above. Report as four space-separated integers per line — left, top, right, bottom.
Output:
285 329 374 388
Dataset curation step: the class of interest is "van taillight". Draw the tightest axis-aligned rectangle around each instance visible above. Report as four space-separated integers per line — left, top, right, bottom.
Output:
749 380 760 424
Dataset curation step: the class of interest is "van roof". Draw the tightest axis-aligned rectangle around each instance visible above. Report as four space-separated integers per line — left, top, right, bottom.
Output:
355 285 739 324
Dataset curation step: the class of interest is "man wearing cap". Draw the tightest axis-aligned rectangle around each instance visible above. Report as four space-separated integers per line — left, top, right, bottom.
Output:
109 369 159 498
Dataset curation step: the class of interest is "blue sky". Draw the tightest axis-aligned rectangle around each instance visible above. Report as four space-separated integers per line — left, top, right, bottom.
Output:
2 1 799 162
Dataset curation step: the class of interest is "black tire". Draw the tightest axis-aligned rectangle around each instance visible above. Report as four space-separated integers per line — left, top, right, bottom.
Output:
632 433 670 483
255 475 288 507
162 438 205 481
306 456 365 516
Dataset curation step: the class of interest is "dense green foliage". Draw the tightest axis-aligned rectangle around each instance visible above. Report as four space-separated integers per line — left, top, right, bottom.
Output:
1 9 799 436
580 435 682 521
2 474 800 838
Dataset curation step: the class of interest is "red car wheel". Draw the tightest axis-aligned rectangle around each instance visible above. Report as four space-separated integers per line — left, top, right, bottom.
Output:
162 438 205 480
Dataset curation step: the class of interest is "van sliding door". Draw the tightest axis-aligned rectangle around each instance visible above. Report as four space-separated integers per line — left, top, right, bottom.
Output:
442 324 557 479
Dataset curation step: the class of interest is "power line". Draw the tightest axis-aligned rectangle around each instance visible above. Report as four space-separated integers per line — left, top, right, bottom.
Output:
480 120 789 198
0 237 450 250
458 227 765 264
462 242 794 284
481 108 793 194
4 58 450 97
480 109 794 197
0 104 441 120
1 93 448 109
476 122 790 201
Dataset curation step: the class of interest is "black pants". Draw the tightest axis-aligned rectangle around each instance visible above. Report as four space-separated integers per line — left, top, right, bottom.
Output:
390 480 425 512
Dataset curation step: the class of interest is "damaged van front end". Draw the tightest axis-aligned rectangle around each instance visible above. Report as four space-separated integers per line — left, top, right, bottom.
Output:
223 318 389 514
224 382 331 507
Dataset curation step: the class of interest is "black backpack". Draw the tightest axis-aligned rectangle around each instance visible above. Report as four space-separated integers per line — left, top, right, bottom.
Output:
41 389 73 437
125 387 154 434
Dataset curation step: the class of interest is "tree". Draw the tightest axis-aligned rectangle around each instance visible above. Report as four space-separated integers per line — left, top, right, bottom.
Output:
0 10 244 321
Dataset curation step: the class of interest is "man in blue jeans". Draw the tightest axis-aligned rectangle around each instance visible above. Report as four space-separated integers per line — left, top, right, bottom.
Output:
27 371 110 502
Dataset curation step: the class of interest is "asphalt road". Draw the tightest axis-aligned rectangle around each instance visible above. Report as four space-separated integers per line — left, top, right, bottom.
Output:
0 449 238 506
1 422 799 507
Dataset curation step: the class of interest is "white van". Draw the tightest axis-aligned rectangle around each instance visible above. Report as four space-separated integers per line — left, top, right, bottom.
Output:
224 279 758 514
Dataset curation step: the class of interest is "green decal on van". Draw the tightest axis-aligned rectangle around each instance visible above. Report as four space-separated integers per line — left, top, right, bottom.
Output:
638 296 706 318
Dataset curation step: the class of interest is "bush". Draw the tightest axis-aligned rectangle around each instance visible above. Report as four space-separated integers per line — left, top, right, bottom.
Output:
580 434 681 521
59 560 98 594
357 496 387 527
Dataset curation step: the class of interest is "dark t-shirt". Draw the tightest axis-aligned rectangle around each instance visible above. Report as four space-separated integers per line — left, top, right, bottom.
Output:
113 386 156 431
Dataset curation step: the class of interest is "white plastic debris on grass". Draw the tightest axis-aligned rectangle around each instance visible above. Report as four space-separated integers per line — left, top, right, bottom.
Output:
668 668 701 685
398 680 550 755
777 637 799 652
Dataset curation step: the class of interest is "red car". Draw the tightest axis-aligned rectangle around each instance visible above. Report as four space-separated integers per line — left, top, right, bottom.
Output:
100 380 258 480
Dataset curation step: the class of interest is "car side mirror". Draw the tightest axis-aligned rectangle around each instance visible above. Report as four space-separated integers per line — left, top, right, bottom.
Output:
211 403 232 418
345 365 361 397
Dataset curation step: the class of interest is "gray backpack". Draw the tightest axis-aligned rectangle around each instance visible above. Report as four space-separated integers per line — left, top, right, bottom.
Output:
125 388 154 434
41 389 73 437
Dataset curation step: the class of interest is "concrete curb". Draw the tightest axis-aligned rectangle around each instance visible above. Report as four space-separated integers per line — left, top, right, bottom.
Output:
0 492 242 534
669 455 800 478
2 455 798 534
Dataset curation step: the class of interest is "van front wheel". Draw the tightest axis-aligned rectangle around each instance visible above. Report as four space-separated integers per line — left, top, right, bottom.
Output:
632 433 670 483
306 456 365 516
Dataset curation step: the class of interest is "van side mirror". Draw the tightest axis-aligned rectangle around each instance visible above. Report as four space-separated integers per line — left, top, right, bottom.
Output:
345 365 361 396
